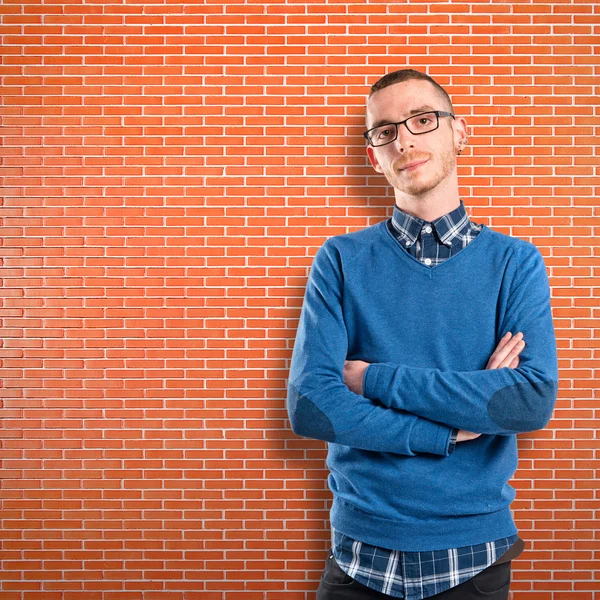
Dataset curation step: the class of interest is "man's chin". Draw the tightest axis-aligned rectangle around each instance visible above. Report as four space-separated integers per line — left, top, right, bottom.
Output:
390 179 436 197
388 169 452 198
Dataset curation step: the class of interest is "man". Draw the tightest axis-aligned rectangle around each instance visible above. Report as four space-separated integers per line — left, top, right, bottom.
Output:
286 69 558 599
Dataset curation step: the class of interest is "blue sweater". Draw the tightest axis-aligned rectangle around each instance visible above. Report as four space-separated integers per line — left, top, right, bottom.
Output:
286 218 558 552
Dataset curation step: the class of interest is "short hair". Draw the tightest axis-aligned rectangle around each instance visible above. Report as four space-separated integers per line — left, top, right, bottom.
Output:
368 69 454 113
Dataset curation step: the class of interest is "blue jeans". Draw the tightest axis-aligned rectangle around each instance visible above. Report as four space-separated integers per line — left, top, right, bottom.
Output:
316 554 511 600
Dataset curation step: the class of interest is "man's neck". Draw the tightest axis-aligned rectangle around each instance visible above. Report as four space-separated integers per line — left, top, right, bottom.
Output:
393 179 461 223
393 197 461 223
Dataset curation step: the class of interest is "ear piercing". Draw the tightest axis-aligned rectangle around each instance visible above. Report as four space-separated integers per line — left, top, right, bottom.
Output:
458 139 469 156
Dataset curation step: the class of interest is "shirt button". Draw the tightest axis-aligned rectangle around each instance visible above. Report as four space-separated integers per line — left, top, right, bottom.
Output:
424 226 432 234
405 240 411 246
424 258 432 265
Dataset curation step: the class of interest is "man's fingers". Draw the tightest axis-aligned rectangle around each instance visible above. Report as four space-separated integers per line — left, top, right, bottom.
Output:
495 331 513 351
486 332 512 369
486 332 524 370
456 430 482 443
499 338 525 369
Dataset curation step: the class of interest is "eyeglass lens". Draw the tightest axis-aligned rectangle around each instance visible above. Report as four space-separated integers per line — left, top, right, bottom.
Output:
369 112 439 146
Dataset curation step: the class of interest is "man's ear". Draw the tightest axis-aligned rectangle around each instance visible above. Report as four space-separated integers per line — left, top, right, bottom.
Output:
366 145 384 173
453 116 468 152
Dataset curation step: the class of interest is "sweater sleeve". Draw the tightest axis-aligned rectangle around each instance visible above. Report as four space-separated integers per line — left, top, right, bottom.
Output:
286 239 454 456
362 243 559 435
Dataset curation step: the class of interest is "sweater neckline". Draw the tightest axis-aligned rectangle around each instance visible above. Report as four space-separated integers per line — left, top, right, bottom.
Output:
379 218 490 274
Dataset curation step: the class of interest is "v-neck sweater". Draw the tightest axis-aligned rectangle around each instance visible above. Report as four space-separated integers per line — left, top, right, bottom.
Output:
287 218 558 551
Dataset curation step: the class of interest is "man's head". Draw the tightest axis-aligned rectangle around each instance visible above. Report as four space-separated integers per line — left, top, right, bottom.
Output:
364 69 468 201
368 69 454 112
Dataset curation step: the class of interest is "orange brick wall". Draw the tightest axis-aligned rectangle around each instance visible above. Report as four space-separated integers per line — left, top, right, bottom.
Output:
1 1 598 598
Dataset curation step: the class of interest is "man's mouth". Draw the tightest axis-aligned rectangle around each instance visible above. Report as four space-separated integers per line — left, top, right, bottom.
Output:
398 159 428 172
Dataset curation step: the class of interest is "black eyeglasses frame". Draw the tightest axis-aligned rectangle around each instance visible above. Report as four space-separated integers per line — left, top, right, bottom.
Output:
363 111 455 147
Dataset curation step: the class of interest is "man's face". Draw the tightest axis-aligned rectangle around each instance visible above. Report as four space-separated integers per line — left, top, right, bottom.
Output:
365 79 467 198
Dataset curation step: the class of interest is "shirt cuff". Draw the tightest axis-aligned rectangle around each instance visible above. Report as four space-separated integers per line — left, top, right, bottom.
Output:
410 420 455 456
448 428 459 454
363 363 396 405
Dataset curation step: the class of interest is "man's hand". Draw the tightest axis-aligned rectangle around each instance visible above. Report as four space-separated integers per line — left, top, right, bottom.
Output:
343 359 370 395
485 331 524 370
457 331 525 443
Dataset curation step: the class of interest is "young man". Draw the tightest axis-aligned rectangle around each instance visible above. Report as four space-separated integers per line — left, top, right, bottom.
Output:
286 69 559 599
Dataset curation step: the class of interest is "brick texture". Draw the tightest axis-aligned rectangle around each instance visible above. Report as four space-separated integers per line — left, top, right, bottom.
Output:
1 0 599 598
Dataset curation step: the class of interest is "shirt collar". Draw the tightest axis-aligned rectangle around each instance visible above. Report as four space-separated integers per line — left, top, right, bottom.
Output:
390 199 472 248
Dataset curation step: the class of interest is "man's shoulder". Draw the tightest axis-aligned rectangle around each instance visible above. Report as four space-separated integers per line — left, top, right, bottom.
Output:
325 219 384 245
483 225 544 259
318 220 385 259
316 220 544 270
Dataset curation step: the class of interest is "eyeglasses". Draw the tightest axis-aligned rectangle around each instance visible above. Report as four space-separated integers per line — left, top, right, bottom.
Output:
363 111 455 147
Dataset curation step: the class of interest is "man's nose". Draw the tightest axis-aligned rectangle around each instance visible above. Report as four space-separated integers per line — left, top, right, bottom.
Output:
394 123 416 151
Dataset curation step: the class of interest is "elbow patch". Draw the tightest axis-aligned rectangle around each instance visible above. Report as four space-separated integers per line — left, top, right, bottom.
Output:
487 379 558 431
287 383 336 442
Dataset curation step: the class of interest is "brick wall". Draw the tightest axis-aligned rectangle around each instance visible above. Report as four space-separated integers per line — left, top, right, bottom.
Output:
1 1 598 598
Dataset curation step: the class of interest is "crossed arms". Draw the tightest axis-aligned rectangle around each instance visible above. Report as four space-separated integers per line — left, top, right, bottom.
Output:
286 238 559 457
343 331 525 444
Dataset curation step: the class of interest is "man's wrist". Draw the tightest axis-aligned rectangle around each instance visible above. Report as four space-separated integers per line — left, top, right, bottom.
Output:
448 428 459 454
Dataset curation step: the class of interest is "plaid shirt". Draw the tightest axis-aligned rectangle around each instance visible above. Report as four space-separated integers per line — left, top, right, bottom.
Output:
331 199 519 599
332 528 518 599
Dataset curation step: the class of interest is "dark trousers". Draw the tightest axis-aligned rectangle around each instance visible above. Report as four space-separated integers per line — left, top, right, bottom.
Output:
316 553 511 600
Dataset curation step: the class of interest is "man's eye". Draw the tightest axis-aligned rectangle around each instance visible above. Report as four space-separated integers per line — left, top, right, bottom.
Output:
418 117 432 125
377 128 392 138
